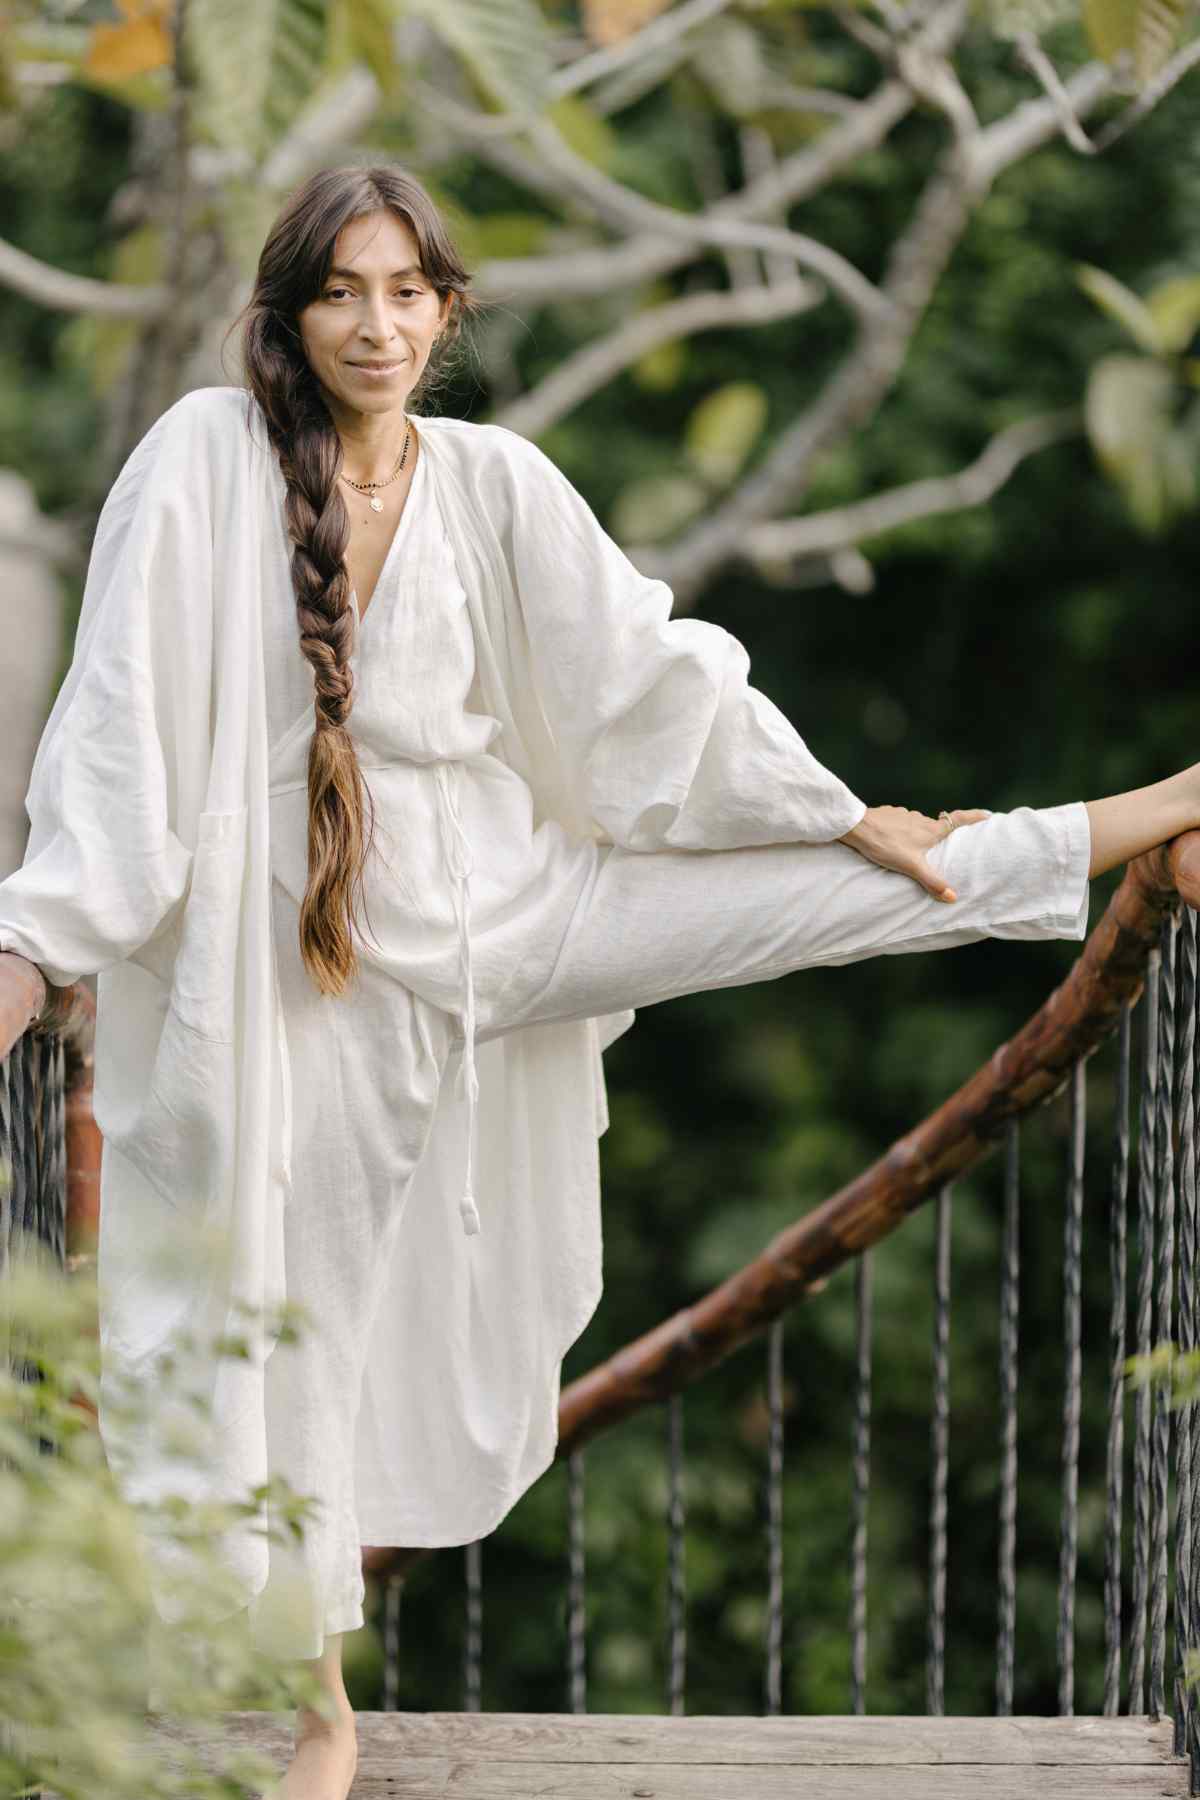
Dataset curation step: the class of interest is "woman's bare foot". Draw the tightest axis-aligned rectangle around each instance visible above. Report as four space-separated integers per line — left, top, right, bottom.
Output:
264 1694 358 1799
261 1629 358 1800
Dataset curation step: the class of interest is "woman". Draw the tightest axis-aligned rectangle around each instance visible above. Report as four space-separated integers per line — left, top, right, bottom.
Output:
0 163 1197 1799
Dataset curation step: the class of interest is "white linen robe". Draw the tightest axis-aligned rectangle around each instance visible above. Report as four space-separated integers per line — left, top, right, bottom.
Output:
0 386 867 1622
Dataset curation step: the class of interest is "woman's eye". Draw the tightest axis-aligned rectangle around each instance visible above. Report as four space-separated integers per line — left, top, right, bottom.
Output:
324 286 422 301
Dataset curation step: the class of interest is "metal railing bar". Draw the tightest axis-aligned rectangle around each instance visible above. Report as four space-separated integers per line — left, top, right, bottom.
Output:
927 1183 951 1716
1058 1057 1086 1716
567 1447 587 1714
1176 905 1197 1756
1104 1002 1131 1718
1151 914 1180 1719
766 1316 785 1717
666 1393 686 1715
1131 951 1161 1713
463 1539 482 1713
850 1252 871 1717
997 1117 1020 1717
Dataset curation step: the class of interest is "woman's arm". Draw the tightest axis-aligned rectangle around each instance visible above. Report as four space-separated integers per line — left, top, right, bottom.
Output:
500 428 868 854
0 396 214 987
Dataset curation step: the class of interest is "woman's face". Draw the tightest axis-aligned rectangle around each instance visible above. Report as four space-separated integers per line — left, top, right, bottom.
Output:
298 209 448 423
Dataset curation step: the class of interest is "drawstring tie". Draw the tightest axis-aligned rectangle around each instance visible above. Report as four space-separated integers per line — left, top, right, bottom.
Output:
433 761 481 1237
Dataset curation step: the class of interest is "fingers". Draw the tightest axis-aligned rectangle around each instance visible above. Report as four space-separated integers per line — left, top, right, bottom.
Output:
911 855 958 902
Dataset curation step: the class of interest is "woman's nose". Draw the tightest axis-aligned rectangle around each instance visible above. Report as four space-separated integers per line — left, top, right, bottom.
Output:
357 293 396 343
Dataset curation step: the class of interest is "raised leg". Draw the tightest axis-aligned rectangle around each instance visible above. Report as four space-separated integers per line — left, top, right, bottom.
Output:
484 799 1093 1039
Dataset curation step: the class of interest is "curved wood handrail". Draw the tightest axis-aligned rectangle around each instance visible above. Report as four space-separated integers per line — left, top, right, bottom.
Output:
0 951 79 1059
365 829 1200 1581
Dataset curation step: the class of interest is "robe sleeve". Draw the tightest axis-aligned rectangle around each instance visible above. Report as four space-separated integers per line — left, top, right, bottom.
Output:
0 401 207 990
496 427 868 853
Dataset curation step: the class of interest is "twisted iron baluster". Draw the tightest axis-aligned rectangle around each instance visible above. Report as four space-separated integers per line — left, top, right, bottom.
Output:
766 1316 784 1717
10 1036 30 1259
1058 1057 1085 1716
1177 909 1197 1754
1 1051 12 1278
382 1574 402 1712
926 1182 951 1715
1190 916 1200 1790
666 1393 686 1715
1105 1004 1132 1717
997 1120 1019 1716
1150 913 1179 1720
36 1033 66 1263
851 1250 872 1716
1131 954 1161 1712
567 1447 588 1714
463 1540 482 1713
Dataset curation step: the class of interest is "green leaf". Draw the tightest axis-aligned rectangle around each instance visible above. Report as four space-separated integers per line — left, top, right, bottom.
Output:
1134 0 1188 80
1081 0 1187 78
684 382 769 485
332 0 404 96
1146 274 1200 353
1084 352 1177 532
1082 0 1140 60
610 472 709 542
402 0 555 120
186 0 332 160
1076 263 1164 353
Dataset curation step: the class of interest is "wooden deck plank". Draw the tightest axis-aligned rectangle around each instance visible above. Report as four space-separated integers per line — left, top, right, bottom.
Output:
162 1711 1183 1766
113 1712 1189 1798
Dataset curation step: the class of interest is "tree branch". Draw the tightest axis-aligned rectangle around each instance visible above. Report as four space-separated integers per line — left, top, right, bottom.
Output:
492 276 824 440
441 0 967 306
0 236 165 318
743 408 1082 571
409 82 893 325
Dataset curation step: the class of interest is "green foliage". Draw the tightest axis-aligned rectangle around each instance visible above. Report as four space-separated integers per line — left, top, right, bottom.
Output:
186 0 333 160
1078 263 1200 531
0 1233 345 1797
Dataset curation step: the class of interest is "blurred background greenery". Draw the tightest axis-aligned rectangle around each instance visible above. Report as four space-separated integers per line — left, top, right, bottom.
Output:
1 0 1198 1733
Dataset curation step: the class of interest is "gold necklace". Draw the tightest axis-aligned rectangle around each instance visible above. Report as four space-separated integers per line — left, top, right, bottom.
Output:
339 419 412 513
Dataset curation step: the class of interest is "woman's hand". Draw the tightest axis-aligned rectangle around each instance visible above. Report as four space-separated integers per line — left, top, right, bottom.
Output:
838 805 993 902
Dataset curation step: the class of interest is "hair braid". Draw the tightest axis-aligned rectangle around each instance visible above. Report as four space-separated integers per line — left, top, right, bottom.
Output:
228 162 488 997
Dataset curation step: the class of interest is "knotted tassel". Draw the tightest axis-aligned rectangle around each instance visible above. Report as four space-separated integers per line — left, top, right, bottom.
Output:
460 1191 482 1235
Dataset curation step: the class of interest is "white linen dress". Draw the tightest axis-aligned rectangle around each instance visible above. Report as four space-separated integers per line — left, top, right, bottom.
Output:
249 419 1094 1659
0 394 1094 1663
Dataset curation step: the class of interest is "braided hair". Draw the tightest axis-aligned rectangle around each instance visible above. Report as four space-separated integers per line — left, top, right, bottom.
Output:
232 164 485 996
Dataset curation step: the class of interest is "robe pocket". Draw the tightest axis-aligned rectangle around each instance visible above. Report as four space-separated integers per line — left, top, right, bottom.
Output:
170 807 247 1045
113 1006 240 1215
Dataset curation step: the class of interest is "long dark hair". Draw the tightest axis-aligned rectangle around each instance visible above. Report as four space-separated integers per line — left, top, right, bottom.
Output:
229 165 487 997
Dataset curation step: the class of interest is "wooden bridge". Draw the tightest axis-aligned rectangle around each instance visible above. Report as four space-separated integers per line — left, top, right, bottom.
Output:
117 1708 1200 1797
4 833 1200 1800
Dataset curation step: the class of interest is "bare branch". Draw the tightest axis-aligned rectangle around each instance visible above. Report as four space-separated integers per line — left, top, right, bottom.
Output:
551 0 737 103
492 276 824 440
744 408 1081 567
1012 33 1100 152
1091 33 1200 149
639 158 977 607
404 78 892 324
0 235 166 318
261 64 382 192
449 2 967 305
971 56 1115 182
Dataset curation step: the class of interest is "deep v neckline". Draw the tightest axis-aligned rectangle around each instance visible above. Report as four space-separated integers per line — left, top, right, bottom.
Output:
349 426 426 643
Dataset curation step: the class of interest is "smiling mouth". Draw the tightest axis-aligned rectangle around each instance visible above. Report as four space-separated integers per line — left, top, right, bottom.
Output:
349 359 404 370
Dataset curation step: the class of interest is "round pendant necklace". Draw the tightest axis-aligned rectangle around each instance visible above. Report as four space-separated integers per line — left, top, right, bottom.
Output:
339 419 412 513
